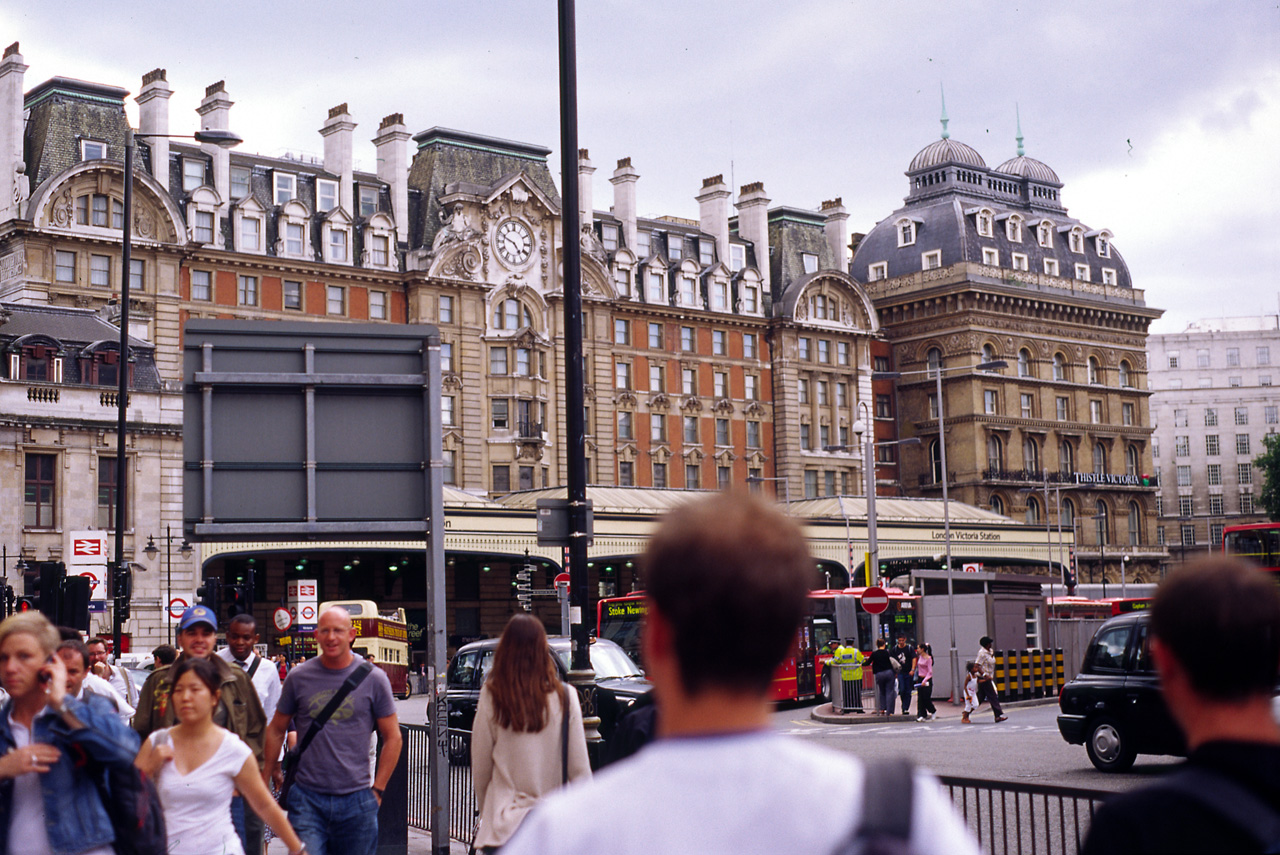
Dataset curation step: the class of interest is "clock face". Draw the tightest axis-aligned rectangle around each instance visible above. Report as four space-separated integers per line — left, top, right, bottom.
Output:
495 219 533 266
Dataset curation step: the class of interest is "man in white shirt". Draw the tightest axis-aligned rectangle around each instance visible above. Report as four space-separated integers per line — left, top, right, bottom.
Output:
86 636 138 710
55 639 134 724
503 492 981 855
217 614 282 855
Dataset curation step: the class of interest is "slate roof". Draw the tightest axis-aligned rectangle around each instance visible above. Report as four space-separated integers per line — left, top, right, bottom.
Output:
909 138 986 172
0 302 160 390
994 155 1060 185
23 77 132 188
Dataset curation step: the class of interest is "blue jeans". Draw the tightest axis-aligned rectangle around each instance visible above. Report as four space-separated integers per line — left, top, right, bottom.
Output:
896 670 913 714
286 782 379 855
874 669 896 713
231 794 265 855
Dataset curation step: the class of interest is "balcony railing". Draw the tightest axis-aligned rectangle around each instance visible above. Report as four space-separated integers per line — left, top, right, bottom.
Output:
516 420 543 440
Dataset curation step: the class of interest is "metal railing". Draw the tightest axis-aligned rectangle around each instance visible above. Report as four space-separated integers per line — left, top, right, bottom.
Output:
405 724 1111 855
939 775 1110 855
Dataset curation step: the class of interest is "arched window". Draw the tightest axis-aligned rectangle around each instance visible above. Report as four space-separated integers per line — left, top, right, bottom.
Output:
1059 440 1074 475
1095 501 1109 546
1061 497 1076 527
1088 356 1101 385
1093 442 1107 475
1053 353 1067 381
1017 348 1032 378
1023 435 1039 473
493 298 532 330
1128 502 1142 546
987 436 1004 471
990 494 1005 516
1026 496 1041 525
1118 360 1132 388
929 440 943 484
927 347 942 377
1125 445 1140 477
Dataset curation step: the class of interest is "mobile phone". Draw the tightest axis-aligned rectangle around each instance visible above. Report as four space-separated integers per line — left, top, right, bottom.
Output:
37 655 54 684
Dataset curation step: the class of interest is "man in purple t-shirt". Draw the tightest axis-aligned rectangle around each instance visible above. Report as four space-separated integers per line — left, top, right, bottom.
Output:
265 607 402 855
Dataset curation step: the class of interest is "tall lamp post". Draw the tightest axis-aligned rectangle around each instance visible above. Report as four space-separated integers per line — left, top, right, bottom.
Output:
144 526 192 644
112 126 241 658
1093 510 1109 598
873 358 1007 704
745 474 792 506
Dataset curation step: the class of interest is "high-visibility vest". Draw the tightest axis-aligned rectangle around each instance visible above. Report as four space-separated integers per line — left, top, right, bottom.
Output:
834 644 862 680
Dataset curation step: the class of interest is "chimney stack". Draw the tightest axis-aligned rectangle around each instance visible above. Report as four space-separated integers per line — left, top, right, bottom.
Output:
735 182 771 292
696 174 731 265
321 103 356 214
610 157 639 256
196 81 233 211
578 149 595 230
821 197 849 272
136 69 172 181
0 42 28 221
373 113 410 243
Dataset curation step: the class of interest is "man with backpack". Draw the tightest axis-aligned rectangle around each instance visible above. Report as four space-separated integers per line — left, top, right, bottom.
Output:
501 492 979 855
1082 558 1280 855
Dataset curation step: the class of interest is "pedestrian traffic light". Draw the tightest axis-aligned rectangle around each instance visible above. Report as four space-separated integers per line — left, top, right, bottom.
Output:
59 575 91 632
113 564 132 622
17 597 35 613
25 562 66 624
226 583 249 618
2 585 14 617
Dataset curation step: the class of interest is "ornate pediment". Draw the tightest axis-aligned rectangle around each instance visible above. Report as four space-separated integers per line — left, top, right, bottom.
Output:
715 448 737 465
744 401 768 418
442 375 464 392
429 239 485 281
682 446 704 463
649 392 671 411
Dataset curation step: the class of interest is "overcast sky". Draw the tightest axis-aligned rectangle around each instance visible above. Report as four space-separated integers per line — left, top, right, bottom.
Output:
3 1 1277 333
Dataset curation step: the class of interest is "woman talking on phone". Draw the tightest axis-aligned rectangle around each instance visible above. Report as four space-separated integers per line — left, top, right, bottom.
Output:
134 656 305 855
0 611 142 855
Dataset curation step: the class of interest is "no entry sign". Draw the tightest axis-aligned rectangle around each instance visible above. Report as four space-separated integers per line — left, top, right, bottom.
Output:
862 586 890 615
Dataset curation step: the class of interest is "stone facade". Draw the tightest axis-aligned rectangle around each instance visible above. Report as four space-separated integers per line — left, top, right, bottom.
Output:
1147 315 1280 564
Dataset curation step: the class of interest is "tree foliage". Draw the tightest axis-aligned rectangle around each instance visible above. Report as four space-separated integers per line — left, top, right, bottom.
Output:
1257 432 1280 521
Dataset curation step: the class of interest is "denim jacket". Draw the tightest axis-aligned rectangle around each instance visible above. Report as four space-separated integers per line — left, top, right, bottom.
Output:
0 695 142 855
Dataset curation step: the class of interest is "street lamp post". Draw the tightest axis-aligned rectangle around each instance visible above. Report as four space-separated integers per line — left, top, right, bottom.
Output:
144 526 192 644
113 127 240 658
1093 510 1108 598
873 358 1006 704
745 474 791 506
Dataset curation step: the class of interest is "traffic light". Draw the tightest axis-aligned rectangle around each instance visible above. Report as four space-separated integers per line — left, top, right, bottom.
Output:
196 577 222 613
2 585 14 617
59 575 91 632
225 584 249 618
113 563 132 622
25 562 66 624
1139 473 1156 488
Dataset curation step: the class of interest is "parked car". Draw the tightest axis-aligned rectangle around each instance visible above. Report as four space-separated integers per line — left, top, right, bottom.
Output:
445 635 652 764
1057 611 1185 771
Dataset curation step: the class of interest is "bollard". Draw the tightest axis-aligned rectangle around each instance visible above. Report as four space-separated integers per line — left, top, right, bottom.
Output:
377 724 410 855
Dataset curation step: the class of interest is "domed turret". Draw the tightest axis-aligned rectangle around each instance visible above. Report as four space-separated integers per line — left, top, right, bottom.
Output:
908 138 986 173
994 155 1060 185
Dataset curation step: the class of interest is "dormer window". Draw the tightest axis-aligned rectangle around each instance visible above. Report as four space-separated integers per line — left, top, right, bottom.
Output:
613 266 632 298
317 179 339 212
193 211 215 243
637 231 651 258
183 158 206 193
233 197 266 254
802 253 819 274
1011 253 1029 271
667 236 683 262
740 282 759 314
361 212 397 270
230 166 251 200
1101 268 1117 286
1096 235 1111 257
285 223 304 255
273 172 297 205
1037 222 1053 248
921 250 942 271
1075 263 1091 282
898 220 916 247
869 262 888 281
1069 229 1084 253
1044 258 1060 276
277 200 312 260
369 234 389 267
711 279 728 311
80 139 107 161
982 248 999 266
601 224 619 252
729 244 745 271
1006 216 1023 243
678 275 697 307
976 211 993 237
699 239 714 265
359 186 378 219
328 228 348 262
646 270 664 303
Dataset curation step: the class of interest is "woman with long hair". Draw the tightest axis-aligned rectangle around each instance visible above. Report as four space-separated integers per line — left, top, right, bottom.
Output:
0 612 140 855
913 642 937 721
471 615 591 852
134 657 306 855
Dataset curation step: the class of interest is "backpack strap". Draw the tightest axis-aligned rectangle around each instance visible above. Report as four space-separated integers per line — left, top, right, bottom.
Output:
1159 767 1280 852
828 758 915 855
246 656 261 680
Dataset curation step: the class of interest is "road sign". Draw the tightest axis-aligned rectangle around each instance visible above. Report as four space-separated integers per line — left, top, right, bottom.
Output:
168 597 189 620
554 572 570 586
274 607 293 632
68 532 108 564
862 586 890 615
962 562 982 573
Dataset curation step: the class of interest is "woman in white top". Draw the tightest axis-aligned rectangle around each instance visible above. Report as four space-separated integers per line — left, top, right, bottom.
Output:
134 657 305 855
471 615 591 852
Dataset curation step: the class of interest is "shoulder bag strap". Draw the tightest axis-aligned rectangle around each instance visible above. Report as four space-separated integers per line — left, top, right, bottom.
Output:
827 758 914 855
246 656 261 680
561 683 571 785
293 661 374 763
1160 767 1280 852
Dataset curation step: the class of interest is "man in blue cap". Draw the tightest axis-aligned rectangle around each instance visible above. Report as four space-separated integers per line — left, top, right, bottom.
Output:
135 603 268 853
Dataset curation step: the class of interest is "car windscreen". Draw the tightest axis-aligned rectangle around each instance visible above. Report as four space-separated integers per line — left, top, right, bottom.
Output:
553 644 644 679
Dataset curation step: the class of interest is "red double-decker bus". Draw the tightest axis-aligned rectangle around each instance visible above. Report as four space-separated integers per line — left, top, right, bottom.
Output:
1224 522 1280 574
597 586 919 703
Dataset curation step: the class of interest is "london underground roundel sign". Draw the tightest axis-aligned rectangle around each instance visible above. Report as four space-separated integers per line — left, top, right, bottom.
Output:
862 586 890 615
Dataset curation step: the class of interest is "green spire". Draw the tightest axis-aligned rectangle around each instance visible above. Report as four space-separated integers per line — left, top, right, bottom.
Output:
1016 104 1025 157
940 84 950 140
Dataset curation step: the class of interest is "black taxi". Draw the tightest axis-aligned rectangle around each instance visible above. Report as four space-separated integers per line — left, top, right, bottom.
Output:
1057 611 1185 771
445 635 651 764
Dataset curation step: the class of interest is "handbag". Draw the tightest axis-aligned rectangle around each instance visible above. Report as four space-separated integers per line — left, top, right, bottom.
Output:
560 683 571 785
278 660 373 805
89 738 167 855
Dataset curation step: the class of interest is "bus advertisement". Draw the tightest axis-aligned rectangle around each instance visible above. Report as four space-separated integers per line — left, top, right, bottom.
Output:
596 586 919 703
1224 522 1280 573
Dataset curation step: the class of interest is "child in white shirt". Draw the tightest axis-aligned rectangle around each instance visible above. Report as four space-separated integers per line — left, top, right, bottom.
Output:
961 661 979 723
